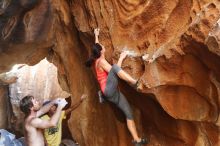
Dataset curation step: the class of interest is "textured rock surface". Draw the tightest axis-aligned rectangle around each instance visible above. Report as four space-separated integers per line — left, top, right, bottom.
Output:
0 0 220 146
8 59 70 133
0 73 17 85
9 59 70 101
0 86 9 129
0 74 16 130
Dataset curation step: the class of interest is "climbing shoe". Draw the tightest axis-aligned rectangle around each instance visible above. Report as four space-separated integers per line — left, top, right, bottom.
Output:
132 138 148 146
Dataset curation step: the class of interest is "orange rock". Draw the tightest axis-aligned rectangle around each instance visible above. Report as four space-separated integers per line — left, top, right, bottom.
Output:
0 0 220 145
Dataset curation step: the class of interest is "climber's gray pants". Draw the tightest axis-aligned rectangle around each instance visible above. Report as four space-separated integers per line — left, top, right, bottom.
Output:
104 64 134 120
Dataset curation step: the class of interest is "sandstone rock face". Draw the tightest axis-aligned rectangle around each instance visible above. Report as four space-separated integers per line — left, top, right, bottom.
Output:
0 0 220 146
206 19 220 56
9 59 70 101
0 0 53 72
0 73 17 85
8 59 70 133
0 86 9 129
0 74 16 130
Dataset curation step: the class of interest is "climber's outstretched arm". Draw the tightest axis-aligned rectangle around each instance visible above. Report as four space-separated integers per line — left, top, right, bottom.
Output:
94 28 100 44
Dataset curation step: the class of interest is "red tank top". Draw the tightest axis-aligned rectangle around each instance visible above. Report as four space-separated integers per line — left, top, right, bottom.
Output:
95 59 108 93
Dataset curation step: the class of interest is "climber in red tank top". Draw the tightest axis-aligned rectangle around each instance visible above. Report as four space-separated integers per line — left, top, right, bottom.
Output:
95 59 108 93
85 28 148 146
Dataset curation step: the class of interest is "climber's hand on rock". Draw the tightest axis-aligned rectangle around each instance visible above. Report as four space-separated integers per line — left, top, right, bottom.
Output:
148 59 154 63
94 28 100 36
148 55 156 63
142 54 149 61
120 51 128 60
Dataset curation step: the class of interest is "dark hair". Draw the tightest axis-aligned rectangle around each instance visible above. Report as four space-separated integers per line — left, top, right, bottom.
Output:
20 95 34 116
85 43 102 67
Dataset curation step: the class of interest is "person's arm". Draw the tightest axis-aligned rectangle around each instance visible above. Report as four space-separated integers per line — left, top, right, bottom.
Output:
36 99 59 117
65 94 87 115
94 28 100 44
117 51 128 67
31 105 63 128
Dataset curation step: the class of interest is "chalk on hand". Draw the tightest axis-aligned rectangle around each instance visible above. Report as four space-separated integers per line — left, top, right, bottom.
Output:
123 50 137 57
58 99 67 107
54 98 62 104
142 54 149 61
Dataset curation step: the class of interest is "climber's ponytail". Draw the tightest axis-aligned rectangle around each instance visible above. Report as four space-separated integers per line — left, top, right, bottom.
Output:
85 43 103 67
85 57 95 67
